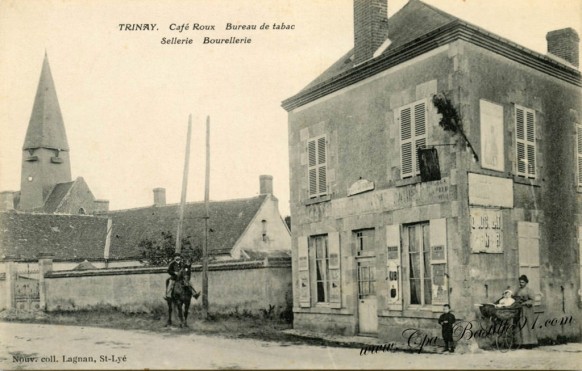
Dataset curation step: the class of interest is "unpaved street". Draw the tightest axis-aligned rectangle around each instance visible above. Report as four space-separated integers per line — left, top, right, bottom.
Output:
0 323 580 369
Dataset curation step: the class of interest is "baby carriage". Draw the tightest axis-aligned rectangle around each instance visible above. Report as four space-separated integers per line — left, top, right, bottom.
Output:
479 303 522 351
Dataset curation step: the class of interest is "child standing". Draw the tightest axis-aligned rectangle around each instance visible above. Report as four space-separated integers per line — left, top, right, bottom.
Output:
438 304 456 353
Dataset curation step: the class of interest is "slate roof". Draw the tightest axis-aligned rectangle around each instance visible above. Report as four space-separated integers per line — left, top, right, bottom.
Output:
0 212 109 261
301 0 456 92
43 181 75 213
23 53 69 151
284 0 581 110
107 195 268 260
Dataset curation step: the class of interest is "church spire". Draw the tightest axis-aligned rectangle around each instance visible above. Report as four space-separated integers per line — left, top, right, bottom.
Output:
23 53 69 151
19 54 72 211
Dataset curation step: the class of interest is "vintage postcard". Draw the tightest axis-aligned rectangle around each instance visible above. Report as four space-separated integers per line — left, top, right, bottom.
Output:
0 0 581 369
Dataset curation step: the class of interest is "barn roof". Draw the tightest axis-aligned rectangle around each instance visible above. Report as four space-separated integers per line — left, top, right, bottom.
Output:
0 212 108 261
107 195 268 259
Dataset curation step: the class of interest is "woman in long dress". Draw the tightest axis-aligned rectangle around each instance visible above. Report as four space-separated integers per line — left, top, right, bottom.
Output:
514 275 538 347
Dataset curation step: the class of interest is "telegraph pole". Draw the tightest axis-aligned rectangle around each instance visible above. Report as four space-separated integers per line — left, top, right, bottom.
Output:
175 115 192 254
202 115 210 318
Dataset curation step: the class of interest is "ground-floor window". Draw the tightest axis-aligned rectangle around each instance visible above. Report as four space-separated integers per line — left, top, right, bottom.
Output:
403 222 432 305
311 235 330 303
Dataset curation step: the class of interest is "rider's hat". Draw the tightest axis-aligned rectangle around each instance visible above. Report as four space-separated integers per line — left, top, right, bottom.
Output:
174 253 182 258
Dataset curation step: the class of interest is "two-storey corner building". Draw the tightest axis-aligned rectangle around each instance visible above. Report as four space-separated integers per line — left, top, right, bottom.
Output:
282 0 581 345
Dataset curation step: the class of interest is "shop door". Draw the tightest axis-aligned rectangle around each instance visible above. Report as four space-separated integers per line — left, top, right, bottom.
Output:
357 258 378 335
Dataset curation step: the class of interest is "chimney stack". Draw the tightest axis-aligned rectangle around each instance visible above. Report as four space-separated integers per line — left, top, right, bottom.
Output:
153 188 166 207
93 199 110 214
259 175 273 195
546 28 579 67
353 0 390 65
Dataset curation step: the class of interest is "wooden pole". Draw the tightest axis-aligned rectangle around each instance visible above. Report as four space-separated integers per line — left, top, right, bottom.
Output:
176 114 192 254
202 115 210 318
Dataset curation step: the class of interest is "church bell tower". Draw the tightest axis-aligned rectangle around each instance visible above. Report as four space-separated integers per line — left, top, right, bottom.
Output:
19 53 72 211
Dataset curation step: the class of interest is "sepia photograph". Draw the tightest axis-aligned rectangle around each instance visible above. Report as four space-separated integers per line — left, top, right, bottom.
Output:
0 0 581 369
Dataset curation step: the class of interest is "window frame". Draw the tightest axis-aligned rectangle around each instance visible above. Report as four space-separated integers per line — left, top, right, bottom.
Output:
403 222 432 307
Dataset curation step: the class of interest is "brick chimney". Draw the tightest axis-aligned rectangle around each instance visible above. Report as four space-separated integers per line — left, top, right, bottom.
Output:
546 28 579 67
153 188 166 207
93 199 110 213
259 175 273 195
354 0 390 65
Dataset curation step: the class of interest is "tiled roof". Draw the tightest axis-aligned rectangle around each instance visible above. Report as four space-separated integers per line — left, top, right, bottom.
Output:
107 195 267 260
0 212 108 261
301 0 457 92
43 181 75 213
23 54 69 151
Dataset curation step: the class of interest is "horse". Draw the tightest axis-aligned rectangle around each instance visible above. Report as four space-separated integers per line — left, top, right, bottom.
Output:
165 262 198 328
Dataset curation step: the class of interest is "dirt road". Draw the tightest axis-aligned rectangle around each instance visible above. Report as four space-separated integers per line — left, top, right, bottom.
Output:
0 322 580 369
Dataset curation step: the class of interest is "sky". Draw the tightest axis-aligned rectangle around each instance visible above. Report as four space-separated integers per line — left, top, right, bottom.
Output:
0 0 580 217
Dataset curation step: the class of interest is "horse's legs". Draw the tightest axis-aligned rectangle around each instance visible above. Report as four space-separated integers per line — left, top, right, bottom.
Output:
166 301 173 326
176 303 184 328
183 302 189 328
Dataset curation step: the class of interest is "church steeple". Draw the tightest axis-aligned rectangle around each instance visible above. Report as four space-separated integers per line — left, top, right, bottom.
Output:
19 54 72 211
23 52 70 151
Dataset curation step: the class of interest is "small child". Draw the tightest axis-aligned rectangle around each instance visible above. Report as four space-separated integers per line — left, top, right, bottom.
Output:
438 304 456 353
495 290 515 308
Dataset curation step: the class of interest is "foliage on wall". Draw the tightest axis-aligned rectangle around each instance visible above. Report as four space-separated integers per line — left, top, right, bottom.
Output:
432 93 461 133
139 231 202 266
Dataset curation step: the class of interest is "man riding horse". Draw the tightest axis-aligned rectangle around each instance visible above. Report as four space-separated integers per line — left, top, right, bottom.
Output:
164 253 199 300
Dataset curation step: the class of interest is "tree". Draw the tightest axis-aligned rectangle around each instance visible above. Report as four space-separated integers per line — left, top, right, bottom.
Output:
139 231 202 266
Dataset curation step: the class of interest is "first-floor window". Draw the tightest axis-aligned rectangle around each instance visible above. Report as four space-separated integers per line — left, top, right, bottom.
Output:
404 223 432 305
311 235 330 303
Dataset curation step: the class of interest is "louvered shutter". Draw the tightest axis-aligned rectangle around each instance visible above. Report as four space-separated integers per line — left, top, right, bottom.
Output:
317 136 327 195
515 106 536 178
400 101 427 179
307 136 327 198
298 237 310 307
328 232 341 308
308 140 317 197
414 102 427 174
400 107 413 178
526 111 536 177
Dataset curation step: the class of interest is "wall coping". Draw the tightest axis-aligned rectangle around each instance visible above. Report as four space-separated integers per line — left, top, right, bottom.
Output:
45 257 291 278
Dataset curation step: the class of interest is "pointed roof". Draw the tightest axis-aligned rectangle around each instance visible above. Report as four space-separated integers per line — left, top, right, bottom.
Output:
23 53 69 151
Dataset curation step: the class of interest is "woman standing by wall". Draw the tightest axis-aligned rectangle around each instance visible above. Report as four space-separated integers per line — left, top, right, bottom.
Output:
515 275 538 347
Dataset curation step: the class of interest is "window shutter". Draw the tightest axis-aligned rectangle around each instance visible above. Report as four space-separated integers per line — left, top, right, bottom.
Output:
400 107 413 178
307 136 327 198
308 140 317 197
429 219 448 305
328 232 341 308
298 236 310 307
526 111 536 177
518 222 541 304
414 102 427 174
385 224 401 306
515 106 536 178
